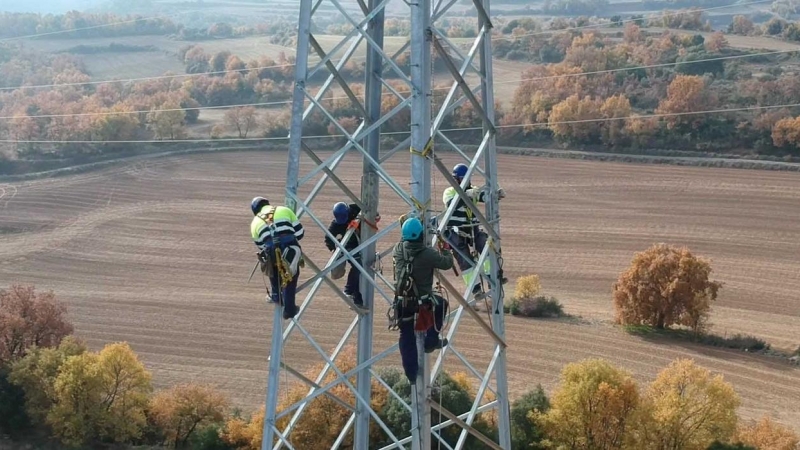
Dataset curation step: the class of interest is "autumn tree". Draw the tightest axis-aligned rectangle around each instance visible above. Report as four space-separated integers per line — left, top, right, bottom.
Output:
623 23 643 43
734 416 799 450
624 114 659 148
656 75 716 130
209 51 233 73
148 105 187 140
772 116 800 149
548 94 602 143
9 336 87 424
47 342 152 446
224 106 258 138
600 94 632 147
150 383 229 448
0 284 73 365
225 55 246 73
90 106 140 142
705 32 729 53
613 244 721 331
637 359 739 450
222 407 264 450
534 359 640 450
728 15 755 35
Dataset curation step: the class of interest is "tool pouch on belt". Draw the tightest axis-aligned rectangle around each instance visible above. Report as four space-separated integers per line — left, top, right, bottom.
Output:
258 251 274 278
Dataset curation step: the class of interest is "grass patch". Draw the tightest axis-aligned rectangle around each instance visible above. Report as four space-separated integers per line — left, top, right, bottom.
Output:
506 296 565 318
624 325 770 353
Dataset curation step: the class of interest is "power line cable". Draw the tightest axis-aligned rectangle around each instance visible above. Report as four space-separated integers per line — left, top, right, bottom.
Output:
2 47 795 121
3 100 798 144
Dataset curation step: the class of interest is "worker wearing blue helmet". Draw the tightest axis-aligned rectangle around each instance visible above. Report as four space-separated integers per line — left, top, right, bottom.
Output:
325 202 364 306
442 163 507 299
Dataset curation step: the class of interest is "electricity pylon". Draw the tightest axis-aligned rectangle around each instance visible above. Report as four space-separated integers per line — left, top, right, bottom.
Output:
261 0 510 447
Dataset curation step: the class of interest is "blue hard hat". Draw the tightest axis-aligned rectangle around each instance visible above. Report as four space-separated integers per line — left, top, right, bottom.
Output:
333 202 350 225
401 217 424 241
251 196 270 215
452 163 468 180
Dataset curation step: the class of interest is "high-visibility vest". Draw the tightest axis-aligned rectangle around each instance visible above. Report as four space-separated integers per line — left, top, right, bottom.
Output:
250 205 304 248
442 186 482 228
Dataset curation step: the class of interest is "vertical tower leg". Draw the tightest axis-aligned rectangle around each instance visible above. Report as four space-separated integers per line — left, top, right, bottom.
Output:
410 0 432 448
479 0 512 446
263 0 312 448
261 309 284 449
354 0 385 446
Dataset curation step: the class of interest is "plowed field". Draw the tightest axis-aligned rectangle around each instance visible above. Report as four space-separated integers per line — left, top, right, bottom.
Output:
1 152 798 430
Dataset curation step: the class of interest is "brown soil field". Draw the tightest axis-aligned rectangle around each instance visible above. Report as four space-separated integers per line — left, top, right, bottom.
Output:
0 152 798 431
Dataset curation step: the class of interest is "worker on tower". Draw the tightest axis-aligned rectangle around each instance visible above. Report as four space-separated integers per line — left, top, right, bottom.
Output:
250 196 304 320
392 216 452 382
326 202 362 307
442 163 507 298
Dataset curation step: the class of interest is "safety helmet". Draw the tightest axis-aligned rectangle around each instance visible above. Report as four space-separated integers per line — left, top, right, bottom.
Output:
452 163 468 181
333 202 350 225
251 196 270 215
401 217 424 242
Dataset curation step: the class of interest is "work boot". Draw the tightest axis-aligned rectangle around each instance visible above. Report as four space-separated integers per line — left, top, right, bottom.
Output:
282 305 298 320
425 338 448 353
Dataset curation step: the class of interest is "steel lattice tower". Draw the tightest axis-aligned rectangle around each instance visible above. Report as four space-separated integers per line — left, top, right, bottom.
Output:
262 0 509 447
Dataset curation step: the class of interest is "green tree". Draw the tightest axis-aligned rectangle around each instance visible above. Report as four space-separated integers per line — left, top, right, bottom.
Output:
147 105 187 140
0 367 30 437
47 342 152 446
9 336 87 424
511 385 549 449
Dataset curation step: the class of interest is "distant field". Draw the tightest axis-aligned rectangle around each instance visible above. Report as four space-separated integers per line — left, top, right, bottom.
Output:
1 152 798 429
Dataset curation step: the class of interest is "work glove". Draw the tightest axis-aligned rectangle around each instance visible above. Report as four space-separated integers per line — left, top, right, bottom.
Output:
498 188 506 200
465 188 479 201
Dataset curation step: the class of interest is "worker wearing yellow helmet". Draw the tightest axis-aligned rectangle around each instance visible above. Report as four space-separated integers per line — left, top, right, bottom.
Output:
250 196 304 320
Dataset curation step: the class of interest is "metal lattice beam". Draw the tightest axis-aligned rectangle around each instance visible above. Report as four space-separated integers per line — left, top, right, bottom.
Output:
261 0 510 447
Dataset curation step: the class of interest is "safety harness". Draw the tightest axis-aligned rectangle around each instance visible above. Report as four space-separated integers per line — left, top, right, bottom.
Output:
388 243 437 330
257 210 296 289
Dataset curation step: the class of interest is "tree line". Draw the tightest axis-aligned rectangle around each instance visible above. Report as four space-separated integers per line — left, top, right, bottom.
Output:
2 282 798 449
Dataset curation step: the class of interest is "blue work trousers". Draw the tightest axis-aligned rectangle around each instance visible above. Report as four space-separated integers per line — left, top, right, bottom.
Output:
398 296 447 382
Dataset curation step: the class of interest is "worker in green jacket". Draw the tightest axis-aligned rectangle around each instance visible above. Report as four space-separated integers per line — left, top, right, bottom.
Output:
392 216 452 382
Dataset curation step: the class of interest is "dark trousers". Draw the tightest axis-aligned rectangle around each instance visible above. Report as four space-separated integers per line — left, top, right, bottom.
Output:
398 296 447 382
344 255 362 304
264 235 301 320
270 271 299 319
444 228 488 272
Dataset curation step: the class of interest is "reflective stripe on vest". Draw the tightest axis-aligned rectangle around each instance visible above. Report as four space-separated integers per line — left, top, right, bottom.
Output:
442 186 473 227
